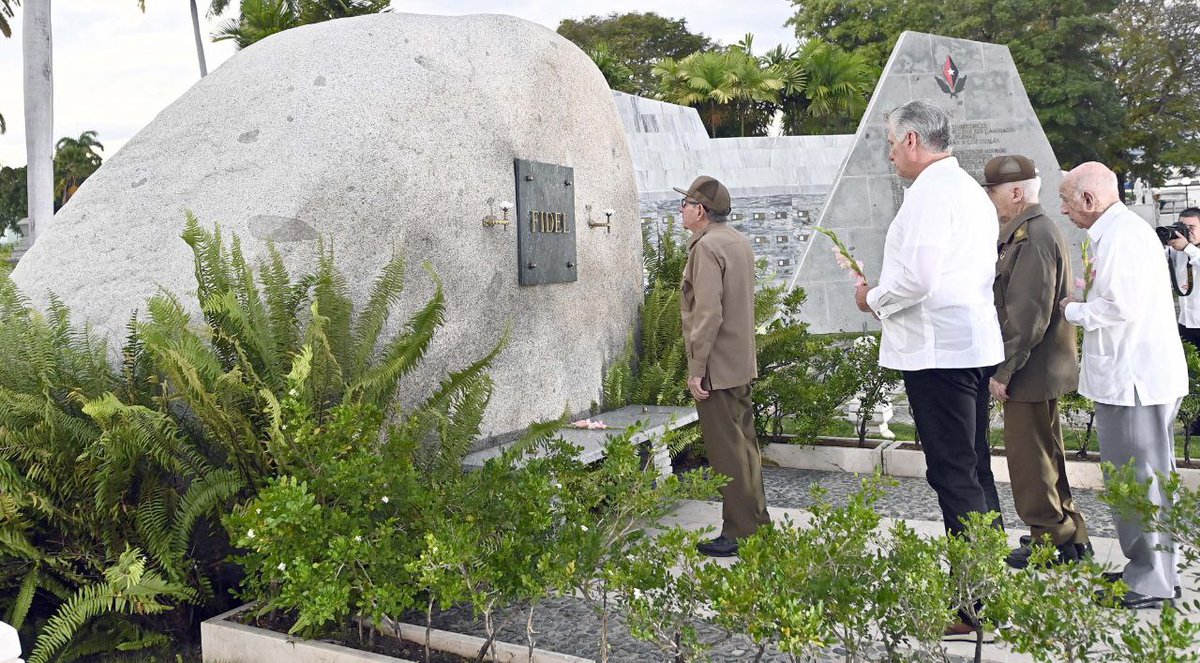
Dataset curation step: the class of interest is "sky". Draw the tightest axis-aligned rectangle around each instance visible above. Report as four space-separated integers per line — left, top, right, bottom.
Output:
0 0 798 168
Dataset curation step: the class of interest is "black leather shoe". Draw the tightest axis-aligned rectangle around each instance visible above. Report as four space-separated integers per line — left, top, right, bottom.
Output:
1075 542 1094 559
1119 590 1174 610
1100 571 1181 599
1005 540 1080 569
696 535 738 557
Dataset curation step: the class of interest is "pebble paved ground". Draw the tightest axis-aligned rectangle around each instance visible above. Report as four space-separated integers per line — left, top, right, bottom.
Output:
424 590 973 662
422 467 1103 663
763 466 1117 540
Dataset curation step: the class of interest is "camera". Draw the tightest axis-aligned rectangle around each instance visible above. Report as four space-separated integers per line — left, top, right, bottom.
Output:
1156 221 1192 245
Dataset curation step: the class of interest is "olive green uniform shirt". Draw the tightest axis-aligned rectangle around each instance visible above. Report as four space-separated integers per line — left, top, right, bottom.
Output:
681 222 758 390
993 204 1079 401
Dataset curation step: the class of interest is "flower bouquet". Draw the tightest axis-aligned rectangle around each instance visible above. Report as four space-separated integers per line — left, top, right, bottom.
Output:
1075 238 1096 300
815 226 868 286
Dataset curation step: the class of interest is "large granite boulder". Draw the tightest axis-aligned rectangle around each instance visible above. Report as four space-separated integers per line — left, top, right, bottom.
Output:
11 13 642 438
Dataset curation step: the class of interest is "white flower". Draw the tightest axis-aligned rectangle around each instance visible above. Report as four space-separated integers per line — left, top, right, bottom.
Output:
354 535 362 543
246 529 256 539
554 482 563 489
381 496 389 504
277 562 287 572
288 388 299 397
255 508 262 515
580 524 589 532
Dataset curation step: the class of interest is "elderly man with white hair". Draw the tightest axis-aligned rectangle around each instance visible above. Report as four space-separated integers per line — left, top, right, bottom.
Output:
1059 161 1188 609
982 154 1092 570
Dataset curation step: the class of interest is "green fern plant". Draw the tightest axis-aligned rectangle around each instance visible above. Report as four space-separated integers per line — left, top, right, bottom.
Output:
27 546 195 663
1 212 505 660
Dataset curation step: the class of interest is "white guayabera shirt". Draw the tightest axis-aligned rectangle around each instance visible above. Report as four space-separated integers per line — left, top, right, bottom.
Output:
0 620 22 663
1065 202 1187 406
1170 243 1200 328
866 156 1005 371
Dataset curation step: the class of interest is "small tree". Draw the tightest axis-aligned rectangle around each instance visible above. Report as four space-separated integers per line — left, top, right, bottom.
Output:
553 428 724 662
946 512 1010 663
610 526 716 663
1060 390 1096 459
993 546 1131 663
1177 342 1200 464
705 519 828 662
753 290 861 443
873 521 955 661
842 334 902 446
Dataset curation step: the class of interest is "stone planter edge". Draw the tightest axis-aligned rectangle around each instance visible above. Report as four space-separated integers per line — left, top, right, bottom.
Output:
202 603 596 663
763 437 899 475
879 444 1200 491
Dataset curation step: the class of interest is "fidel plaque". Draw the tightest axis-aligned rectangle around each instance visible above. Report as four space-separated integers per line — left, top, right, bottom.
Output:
515 158 578 286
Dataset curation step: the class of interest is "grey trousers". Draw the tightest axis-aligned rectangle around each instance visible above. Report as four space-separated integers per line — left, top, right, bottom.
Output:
1095 397 1181 598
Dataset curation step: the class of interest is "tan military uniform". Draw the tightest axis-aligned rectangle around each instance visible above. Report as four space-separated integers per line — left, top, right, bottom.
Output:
993 204 1088 545
681 221 769 540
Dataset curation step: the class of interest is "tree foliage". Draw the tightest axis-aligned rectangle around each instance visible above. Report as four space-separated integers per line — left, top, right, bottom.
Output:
0 165 25 235
0 212 500 660
652 47 785 138
586 42 634 92
213 0 391 50
1104 0 1200 184
53 131 104 208
0 0 16 39
786 0 1124 169
557 12 713 96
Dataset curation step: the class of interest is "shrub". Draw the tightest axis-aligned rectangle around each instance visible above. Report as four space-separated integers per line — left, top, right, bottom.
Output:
1 212 496 661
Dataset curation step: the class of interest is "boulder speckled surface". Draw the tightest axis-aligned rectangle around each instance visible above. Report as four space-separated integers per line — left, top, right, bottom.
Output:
11 13 642 438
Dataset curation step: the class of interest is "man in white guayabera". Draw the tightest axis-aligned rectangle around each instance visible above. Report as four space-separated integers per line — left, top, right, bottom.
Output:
855 100 1005 539
854 100 1006 637
1059 161 1188 610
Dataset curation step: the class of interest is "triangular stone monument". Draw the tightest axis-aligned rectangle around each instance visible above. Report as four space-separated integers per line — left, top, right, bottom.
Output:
790 30 1084 334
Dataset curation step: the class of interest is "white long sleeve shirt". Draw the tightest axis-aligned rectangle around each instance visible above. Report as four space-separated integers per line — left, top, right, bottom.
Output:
1064 202 1187 406
1170 243 1200 328
866 156 1004 371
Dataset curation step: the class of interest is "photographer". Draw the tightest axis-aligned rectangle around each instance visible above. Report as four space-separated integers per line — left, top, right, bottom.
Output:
1166 208 1200 349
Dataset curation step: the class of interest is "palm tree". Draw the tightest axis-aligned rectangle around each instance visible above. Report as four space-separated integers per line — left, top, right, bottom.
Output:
0 0 17 37
191 0 208 76
23 0 52 245
784 40 876 135
214 0 390 50
725 36 786 137
654 51 736 138
214 0 299 50
0 0 17 135
654 45 784 138
587 42 634 92
53 131 104 208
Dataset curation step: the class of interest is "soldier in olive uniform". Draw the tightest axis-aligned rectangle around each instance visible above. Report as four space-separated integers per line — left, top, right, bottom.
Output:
982 155 1091 568
677 175 771 557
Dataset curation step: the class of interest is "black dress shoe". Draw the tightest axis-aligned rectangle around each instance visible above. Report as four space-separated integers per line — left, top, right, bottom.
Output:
1075 542 1094 559
1119 590 1174 610
1100 571 1181 599
696 535 738 557
1005 540 1080 569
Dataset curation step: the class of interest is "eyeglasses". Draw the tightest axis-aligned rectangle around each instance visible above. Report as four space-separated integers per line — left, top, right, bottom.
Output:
680 199 700 208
